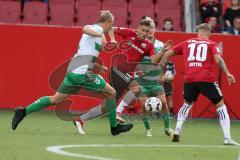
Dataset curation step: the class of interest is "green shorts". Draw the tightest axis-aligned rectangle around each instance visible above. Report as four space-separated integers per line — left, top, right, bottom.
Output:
135 78 165 97
58 72 106 94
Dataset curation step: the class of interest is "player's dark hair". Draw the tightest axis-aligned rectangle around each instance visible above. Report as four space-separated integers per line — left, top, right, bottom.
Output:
140 16 155 28
139 19 151 27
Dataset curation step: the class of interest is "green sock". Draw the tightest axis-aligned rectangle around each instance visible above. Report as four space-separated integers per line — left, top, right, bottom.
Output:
143 114 151 130
162 112 170 129
105 98 118 127
26 96 52 115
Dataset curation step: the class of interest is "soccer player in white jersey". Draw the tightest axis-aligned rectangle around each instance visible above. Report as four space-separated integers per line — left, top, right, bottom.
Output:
12 11 133 136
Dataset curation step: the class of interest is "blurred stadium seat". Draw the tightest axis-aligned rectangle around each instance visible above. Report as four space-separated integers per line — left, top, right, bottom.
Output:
128 0 155 28
0 0 21 24
156 0 179 9
76 0 101 26
49 0 76 26
155 0 182 30
22 1 48 25
0 0 183 29
102 0 129 27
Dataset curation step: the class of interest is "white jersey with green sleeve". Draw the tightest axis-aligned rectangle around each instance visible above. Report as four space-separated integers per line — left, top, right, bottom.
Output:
71 24 104 74
137 39 164 81
144 39 164 59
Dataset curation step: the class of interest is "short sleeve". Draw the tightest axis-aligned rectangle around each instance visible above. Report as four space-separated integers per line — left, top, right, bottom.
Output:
211 43 221 55
115 27 136 38
155 40 164 54
173 41 184 55
148 42 156 57
90 24 104 34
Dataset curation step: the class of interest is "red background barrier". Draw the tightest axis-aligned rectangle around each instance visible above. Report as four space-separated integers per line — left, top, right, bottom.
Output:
0 24 239 119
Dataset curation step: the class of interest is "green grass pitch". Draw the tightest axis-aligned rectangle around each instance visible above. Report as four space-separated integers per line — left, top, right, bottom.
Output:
1 109 239 160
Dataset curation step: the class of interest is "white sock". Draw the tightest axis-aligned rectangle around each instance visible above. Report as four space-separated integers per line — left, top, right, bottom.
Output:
175 103 192 135
217 105 231 139
116 90 136 113
116 101 128 113
80 105 103 121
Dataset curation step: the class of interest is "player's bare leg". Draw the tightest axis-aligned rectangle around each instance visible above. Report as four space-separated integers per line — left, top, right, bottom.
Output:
158 93 174 136
172 100 193 142
167 95 174 117
116 80 141 122
74 83 133 136
215 99 239 145
12 92 69 130
73 83 114 135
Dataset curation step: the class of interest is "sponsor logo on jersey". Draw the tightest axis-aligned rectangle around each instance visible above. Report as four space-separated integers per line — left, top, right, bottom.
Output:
141 43 147 48
128 41 144 54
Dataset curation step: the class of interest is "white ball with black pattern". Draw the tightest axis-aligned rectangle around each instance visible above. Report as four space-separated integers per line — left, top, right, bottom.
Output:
145 97 162 112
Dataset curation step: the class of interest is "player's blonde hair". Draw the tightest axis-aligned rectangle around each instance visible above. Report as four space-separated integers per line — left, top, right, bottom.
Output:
99 10 114 23
196 23 211 32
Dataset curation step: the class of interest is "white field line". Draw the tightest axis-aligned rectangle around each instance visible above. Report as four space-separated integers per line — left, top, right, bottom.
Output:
47 145 117 160
46 144 239 160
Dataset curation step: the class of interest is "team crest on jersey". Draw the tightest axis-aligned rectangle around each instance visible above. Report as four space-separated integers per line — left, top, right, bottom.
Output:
141 43 147 48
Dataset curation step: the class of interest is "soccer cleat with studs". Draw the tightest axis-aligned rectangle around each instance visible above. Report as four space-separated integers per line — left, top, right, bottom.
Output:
223 138 240 146
164 128 174 137
145 129 153 137
172 134 180 142
12 107 26 130
111 123 133 136
73 118 85 135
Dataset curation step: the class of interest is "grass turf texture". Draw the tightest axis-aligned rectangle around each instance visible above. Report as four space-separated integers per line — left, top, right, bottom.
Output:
0 109 239 160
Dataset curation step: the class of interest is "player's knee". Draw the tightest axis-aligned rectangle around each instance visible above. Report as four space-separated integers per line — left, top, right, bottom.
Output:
131 86 141 95
214 98 224 108
50 95 64 104
108 88 116 99
184 99 193 105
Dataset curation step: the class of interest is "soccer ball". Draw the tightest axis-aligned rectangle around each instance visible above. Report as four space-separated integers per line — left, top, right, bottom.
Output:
145 97 162 112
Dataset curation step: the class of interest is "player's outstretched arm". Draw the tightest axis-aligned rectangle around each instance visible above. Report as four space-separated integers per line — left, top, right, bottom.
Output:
82 25 103 37
108 27 117 43
214 54 236 85
160 49 175 67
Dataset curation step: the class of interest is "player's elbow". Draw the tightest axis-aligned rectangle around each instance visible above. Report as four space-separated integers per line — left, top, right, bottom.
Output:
213 54 222 63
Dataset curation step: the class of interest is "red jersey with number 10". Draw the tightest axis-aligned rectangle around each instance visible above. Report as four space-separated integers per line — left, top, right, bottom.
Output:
172 37 220 83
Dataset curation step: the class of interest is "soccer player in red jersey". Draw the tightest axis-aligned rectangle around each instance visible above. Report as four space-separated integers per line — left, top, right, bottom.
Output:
161 23 239 145
108 18 172 114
